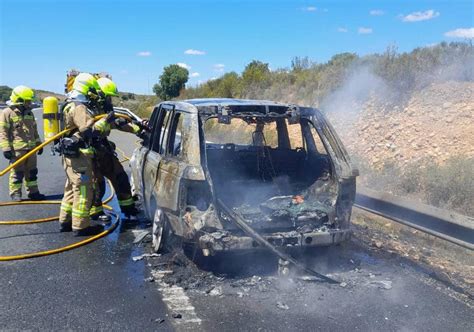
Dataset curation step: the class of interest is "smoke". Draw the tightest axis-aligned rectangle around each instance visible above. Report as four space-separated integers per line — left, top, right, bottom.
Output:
320 43 474 118
320 65 388 120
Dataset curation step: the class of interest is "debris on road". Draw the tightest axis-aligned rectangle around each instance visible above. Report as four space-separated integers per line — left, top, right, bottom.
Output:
132 253 161 262
209 286 223 296
276 301 290 310
368 280 393 290
132 230 151 244
172 312 182 319
371 240 384 249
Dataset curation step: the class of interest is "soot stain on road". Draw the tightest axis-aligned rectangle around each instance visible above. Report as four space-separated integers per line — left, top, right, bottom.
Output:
137 232 473 331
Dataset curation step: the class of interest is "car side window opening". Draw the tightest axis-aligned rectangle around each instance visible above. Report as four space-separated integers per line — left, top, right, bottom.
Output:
301 119 328 155
166 112 183 156
144 106 160 148
150 108 167 153
157 109 175 154
151 109 170 154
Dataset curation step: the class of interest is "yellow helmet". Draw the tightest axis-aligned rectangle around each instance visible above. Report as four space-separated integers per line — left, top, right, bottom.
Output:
97 77 119 97
10 85 35 104
72 73 100 95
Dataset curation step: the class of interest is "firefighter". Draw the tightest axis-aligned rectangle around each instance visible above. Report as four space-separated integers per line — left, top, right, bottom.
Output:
59 73 115 236
90 77 143 221
0 86 45 201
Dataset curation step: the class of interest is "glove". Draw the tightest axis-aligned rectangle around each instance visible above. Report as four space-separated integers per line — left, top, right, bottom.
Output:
136 130 147 140
114 117 128 128
140 119 151 131
3 151 13 160
105 111 116 124
37 147 43 155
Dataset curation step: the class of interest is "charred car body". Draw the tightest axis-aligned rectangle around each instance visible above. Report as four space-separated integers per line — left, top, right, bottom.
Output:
130 99 358 255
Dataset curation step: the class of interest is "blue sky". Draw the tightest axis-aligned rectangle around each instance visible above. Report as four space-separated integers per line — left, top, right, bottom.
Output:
0 0 472 94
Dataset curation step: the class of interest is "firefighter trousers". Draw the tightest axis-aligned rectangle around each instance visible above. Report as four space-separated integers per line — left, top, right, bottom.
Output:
91 147 134 216
9 150 39 197
59 155 94 230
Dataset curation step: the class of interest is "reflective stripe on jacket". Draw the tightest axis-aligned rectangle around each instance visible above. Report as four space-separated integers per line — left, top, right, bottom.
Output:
0 106 41 152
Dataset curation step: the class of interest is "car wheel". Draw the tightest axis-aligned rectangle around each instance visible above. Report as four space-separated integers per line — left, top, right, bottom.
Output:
152 209 165 253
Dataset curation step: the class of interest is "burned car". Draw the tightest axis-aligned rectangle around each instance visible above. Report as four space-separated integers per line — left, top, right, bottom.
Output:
130 99 358 255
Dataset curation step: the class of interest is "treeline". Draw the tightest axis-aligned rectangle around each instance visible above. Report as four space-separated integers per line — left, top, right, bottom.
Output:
180 42 473 106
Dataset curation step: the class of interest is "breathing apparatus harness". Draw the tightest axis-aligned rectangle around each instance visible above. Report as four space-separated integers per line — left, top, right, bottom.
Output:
56 91 101 158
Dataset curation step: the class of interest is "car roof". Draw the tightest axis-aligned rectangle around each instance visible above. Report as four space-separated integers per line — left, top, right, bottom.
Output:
182 98 290 107
158 98 311 115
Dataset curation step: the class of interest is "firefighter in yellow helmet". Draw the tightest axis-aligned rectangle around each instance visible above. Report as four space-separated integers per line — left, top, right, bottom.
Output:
0 86 45 201
90 77 144 221
59 73 116 236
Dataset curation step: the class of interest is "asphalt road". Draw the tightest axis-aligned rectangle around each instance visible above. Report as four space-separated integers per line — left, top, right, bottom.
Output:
0 108 472 331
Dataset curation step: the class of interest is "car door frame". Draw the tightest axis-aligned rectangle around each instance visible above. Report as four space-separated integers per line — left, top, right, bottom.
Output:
142 103 174 219
130 104 161 200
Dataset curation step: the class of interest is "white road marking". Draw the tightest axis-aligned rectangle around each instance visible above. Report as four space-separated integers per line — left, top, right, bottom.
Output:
151 270 203 329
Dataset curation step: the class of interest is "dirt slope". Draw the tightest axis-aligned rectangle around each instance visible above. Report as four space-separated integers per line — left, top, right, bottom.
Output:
329 81 473 169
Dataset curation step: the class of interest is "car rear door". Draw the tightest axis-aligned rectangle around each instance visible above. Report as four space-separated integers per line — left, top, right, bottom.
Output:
153 109 190 236
130 106 160 198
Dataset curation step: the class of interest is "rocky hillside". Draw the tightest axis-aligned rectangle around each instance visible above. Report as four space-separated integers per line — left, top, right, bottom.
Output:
329 81 474 169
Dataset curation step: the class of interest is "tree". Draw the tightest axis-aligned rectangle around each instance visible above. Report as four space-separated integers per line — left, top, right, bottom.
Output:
153 64 189 100
291 56 313 72
242 60 271 86
0 86 12 102
216 72 242 98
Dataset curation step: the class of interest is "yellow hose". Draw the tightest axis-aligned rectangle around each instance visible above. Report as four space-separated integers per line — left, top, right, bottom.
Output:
0 113 134 261
0 180 115 225
0 113 131 177
0 204 120 261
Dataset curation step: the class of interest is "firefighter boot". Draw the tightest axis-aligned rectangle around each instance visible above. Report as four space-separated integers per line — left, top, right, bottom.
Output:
73 224 104 237
91 212 112 226
121 204 140 220
28 192 46 201
10 193 21 202
59 222 73 232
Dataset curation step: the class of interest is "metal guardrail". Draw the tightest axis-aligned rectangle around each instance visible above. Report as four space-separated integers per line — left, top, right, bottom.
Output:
355 187 474 250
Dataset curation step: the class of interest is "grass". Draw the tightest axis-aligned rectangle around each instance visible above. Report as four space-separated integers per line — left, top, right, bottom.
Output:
356 156 474 217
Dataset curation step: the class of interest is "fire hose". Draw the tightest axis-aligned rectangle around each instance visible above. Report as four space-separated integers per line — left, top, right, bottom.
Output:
0 113 136 261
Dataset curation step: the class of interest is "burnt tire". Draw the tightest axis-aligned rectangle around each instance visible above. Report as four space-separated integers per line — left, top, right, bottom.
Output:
151 209 180 253
152 209 165 253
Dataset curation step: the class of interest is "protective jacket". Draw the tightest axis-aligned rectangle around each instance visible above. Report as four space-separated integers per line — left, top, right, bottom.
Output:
59 101 97 230
0 106 41 152
91 114 140 217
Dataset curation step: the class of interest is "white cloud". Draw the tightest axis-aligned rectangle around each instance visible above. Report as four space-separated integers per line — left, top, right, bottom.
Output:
190 72 200 78
358 27 373 34
177 62 191 70
137 51 151 57
303 6 317 12
337 27 348 33
370 9 384 16
444 27 474 39
401 9 440 22
213 64 225 72
184 49 206 55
